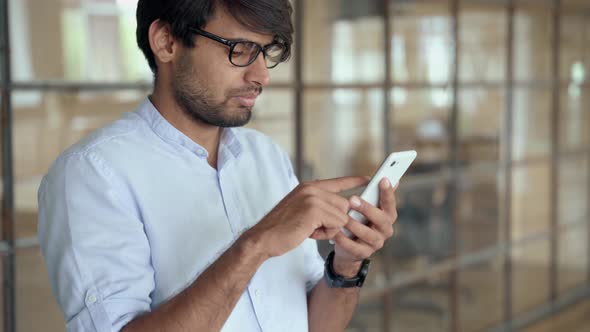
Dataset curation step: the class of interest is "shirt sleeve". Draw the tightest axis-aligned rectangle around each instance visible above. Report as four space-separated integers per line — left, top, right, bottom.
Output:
302 239 325 292
38 152 155 332
280 150 325 292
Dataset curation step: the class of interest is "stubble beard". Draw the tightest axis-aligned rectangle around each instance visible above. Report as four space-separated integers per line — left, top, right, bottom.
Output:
172 52 261 128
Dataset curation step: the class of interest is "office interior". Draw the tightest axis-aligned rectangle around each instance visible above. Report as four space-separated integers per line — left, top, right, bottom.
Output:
0 0 589 331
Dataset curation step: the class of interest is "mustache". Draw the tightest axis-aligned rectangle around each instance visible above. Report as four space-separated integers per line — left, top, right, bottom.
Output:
228 85 263 97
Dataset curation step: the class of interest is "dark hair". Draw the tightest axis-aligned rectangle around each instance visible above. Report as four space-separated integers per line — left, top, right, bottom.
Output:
136 0 294 74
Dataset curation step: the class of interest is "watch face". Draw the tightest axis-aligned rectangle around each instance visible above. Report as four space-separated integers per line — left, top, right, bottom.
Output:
360 261 370 276
359 265 367 277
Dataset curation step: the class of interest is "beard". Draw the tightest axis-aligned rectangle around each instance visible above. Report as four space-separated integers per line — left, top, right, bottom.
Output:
171 52 262 128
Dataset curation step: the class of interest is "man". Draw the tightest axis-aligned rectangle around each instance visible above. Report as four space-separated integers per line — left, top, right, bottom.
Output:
38 0 398 331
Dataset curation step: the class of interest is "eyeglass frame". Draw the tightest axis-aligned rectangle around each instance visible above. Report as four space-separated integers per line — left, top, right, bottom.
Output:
188 27 288 69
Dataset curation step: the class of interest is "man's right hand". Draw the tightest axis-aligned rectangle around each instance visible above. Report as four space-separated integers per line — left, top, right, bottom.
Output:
247 176 369 258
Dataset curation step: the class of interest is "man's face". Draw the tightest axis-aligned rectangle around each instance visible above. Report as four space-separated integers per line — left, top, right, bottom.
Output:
171 8 273 128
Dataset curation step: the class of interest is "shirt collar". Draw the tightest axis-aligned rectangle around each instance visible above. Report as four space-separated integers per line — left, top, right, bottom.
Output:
134 98 242 160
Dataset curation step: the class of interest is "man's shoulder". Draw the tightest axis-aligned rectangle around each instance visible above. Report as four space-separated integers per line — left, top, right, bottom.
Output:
48 112 145 174
75 114 140 150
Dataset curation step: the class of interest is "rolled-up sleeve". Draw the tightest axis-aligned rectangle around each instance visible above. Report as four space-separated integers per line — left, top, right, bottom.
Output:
302 239 325 292
38 152 155 332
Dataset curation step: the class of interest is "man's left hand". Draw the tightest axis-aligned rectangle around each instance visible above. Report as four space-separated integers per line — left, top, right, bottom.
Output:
331 178 398 277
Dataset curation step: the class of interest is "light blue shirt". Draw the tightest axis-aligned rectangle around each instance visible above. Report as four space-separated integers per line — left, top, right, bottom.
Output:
38 98 325 332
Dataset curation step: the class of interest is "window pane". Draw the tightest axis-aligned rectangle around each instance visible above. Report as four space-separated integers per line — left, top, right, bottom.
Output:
512 240 550 315
560 86 590 152
303 0 385 84
512 88 551 161
512 163 551 240
303 89 384 180
389 1 452 84
390 88 451 166
557 225 588 295
246 89 294 157
514 0 553 82
559 157 589 226
459 0 507 82
16 248 65 331
458 88 505 164
557 157 588 295
459 255 504 331
353 284 453 331
390 176 454 265
458 168 501 254
561 4 590 83
11 0 152 82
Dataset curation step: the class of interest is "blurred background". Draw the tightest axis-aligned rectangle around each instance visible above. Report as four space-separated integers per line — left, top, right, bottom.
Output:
0 0 589 331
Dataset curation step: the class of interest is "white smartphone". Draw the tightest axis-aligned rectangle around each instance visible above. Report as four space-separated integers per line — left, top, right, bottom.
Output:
342 150 417 238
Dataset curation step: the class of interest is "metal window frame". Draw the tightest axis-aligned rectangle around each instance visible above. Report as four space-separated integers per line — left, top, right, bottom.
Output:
1 0 16 330
502 0 515 327
549 0 561 305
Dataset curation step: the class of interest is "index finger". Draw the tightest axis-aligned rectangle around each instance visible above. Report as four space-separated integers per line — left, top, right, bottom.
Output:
309 176 370 193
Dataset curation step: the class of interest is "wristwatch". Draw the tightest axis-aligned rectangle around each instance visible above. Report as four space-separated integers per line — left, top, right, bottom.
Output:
324 251 371 288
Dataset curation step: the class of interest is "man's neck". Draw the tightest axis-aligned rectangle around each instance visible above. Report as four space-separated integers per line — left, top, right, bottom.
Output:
149 90 220 169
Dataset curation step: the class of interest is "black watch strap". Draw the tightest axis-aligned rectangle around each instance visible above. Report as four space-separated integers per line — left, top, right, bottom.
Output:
324 251 370 288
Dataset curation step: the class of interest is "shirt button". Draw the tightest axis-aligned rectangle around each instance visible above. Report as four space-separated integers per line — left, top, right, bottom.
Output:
197 149 206 157
86 294 97 304
255 289 261 298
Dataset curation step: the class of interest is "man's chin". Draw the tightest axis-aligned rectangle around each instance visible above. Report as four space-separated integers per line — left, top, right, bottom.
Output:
216 108 252 128
177 98 252 127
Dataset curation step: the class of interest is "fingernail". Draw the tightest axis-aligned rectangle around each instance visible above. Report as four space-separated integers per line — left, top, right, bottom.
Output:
393 181 399 189
350 196 361 207
381 178 391 189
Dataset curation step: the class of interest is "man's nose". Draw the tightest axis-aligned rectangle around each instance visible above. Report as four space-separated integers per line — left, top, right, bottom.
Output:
244 53 270 87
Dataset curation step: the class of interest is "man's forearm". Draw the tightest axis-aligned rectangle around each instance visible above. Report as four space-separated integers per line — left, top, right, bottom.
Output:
307 278 359 332
307 261 362 332
123 231 268 332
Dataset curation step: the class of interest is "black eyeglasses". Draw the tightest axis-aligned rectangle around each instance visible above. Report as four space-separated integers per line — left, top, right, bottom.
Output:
189 28 288 69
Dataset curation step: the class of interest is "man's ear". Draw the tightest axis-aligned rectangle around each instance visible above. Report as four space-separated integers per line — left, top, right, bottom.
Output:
149 19 178 66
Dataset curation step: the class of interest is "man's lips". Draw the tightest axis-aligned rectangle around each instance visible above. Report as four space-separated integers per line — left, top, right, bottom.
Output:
233 93 259 107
